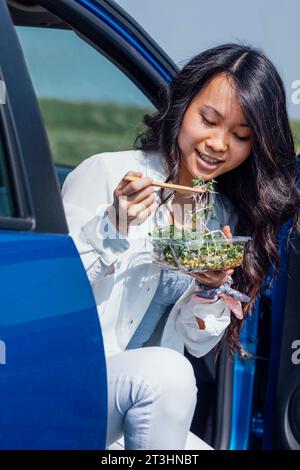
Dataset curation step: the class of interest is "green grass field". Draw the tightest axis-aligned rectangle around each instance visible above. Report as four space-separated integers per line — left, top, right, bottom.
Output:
290 120 300 154
38 98 300 168
38 98 153 167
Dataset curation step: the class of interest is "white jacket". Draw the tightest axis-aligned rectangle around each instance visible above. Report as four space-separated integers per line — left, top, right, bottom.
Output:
62 150 238 358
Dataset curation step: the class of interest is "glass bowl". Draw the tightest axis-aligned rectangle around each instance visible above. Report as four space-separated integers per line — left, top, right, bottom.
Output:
147 227 251 273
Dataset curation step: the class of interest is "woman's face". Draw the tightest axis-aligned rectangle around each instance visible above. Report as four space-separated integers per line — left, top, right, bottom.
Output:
177 73 254 185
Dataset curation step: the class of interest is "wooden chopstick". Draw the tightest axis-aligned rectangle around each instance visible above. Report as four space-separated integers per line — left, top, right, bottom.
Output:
124 175 206 194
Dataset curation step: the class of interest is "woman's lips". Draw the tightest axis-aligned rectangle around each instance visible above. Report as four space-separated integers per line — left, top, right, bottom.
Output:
195 149 223 170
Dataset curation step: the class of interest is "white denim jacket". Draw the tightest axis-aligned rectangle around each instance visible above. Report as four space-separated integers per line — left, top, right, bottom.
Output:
62 150 239 358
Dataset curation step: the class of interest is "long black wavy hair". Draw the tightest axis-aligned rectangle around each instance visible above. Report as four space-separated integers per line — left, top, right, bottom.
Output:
135 43 300 355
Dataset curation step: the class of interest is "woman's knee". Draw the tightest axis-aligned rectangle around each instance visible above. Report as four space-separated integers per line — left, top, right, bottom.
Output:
151 348 197 421
107 347 197 438
148 347 197 401
108 347 197 415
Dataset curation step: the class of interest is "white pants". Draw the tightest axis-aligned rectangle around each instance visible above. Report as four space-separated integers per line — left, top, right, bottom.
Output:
106 346 213 450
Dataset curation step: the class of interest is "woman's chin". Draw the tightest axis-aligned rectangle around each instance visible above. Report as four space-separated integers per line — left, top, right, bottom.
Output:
191 169 212 182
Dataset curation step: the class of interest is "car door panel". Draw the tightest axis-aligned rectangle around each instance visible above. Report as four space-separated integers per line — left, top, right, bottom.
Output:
0 0 107 449
0 233 107 450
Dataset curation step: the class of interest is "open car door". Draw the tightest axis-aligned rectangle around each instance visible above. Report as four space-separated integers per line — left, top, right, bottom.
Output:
0 0 107 449
262 156 300 449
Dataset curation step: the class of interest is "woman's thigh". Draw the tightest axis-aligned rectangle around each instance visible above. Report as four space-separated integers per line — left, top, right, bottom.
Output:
106 346 198 450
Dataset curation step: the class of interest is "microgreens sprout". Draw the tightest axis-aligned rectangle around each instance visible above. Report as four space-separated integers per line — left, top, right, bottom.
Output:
188 176 218 235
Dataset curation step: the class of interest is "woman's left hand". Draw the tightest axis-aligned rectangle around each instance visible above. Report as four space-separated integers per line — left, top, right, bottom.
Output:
190 225 234 288
191 267 234 288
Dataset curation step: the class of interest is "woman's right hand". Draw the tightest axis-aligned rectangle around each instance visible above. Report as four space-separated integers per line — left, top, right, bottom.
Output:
108 171 157 235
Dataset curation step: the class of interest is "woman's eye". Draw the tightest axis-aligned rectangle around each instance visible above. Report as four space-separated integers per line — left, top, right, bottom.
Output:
234 134 251 142
201 115 215 126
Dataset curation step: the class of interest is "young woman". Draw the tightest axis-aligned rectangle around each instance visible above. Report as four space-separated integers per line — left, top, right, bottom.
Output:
62 43 300 450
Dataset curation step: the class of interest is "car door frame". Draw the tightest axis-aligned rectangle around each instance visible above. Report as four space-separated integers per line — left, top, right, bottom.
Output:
0 0 108 450
0 0 68 234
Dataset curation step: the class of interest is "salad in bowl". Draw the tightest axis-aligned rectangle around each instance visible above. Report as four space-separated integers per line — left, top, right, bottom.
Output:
147 176 250 274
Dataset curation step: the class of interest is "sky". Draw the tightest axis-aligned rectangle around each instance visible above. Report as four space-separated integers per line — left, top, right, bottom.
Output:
116 0 300 119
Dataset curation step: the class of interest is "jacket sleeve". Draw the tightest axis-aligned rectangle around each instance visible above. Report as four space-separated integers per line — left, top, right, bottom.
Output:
61 154 130 283
175 296 231 357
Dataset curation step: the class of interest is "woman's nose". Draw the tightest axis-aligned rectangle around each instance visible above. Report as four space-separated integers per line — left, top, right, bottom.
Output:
206 133 228 153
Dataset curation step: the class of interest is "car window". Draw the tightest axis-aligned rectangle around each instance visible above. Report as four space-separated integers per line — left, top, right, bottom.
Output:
0 128 15 218
16 27 155 170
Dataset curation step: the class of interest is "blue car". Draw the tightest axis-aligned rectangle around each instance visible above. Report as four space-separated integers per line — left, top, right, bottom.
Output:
0 0 299 450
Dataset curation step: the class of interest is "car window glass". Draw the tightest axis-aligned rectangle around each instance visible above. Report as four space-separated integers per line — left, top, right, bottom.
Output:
0 129 15 217
16 27 155 170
